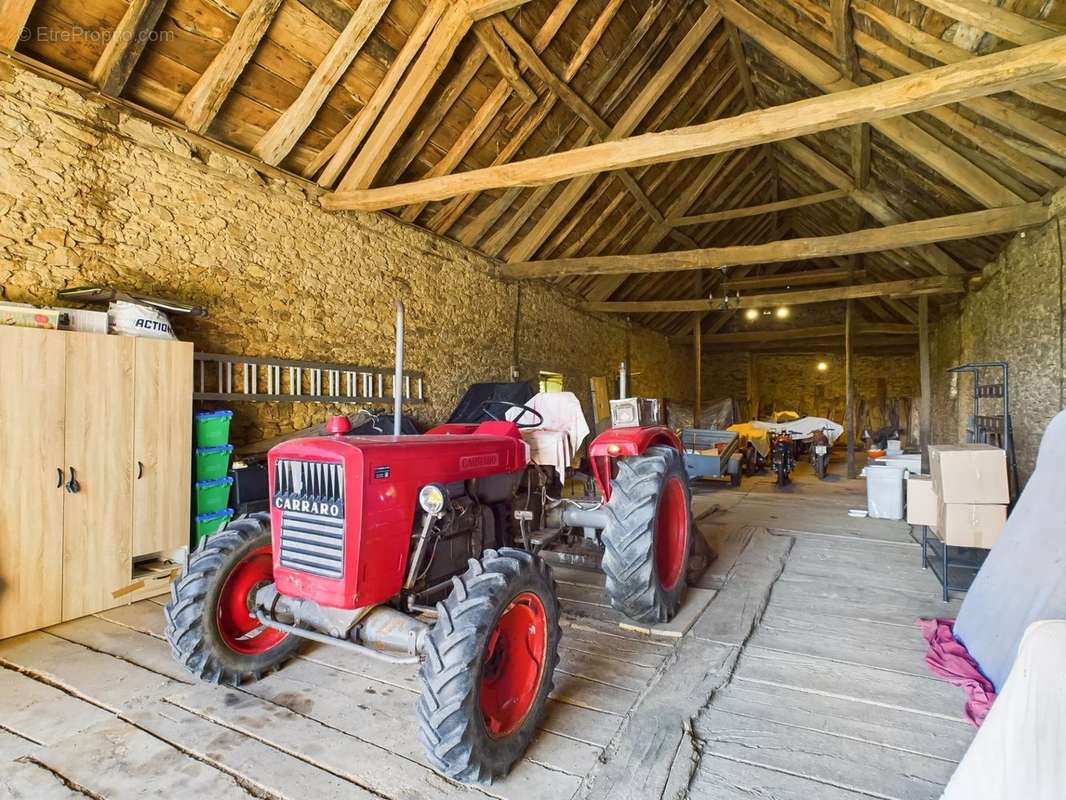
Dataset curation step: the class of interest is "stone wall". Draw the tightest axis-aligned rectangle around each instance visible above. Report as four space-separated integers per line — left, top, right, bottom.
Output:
931 214 1065 488
0 61 691 444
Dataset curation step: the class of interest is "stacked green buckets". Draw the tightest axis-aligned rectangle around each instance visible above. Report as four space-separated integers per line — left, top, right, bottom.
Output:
193 410 234 545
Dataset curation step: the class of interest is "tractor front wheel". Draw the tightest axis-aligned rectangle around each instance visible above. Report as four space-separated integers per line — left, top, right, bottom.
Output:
601 445 693 623
417 548 560 784
165 514 299 685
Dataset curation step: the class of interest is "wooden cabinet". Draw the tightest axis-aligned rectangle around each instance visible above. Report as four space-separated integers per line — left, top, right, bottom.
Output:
0 327 193 638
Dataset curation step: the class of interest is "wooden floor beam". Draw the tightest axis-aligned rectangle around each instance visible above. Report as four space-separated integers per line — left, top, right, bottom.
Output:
321 30 1066 211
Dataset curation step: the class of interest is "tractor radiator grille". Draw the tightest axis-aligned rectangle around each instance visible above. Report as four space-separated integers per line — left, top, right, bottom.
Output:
274 459 345 579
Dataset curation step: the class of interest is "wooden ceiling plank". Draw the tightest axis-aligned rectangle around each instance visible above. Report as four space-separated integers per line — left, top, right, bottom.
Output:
503 201 1049 279
473 18 537 104
501 5 724 262
0 0 35 49
854 0 1066 113
589 275 965 313
314 0 448 186
251 0 389 166
467 0 539 21
322 27 1066 212
173 0 284 134
90 0 169 96
671 189 846 227
337 2 472 191
720 0 1025 210
722 265 862 290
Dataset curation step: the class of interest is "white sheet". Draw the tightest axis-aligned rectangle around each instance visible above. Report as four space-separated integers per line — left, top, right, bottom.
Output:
942 620 1066 800
749 416 844 444
506 392 590 478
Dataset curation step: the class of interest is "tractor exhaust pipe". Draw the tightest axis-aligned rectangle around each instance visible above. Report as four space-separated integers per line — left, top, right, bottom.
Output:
550 503 611 530
394 299 404 436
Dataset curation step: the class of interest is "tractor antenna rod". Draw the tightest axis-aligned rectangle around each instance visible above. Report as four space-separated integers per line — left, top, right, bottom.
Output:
394 299 404 436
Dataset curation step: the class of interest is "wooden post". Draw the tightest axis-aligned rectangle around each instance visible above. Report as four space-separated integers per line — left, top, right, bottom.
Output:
918 294 931 472
693 319 702 427
845 257 856 479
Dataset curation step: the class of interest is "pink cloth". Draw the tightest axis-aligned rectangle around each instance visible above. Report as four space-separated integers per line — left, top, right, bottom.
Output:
918 617 997 727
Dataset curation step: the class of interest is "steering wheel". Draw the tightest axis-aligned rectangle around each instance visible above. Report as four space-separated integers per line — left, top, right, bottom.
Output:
480 400 544 429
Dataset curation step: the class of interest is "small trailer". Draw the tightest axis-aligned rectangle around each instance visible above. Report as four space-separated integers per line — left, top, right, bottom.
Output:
681 428 744 486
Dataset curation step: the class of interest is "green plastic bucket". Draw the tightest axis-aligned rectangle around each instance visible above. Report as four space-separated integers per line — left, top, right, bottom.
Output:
194 508 233 545
195 410 233 448
195 477 233 515
195 445 233 482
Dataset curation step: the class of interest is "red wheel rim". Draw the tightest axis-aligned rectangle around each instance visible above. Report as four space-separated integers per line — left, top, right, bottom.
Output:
216 545 286 655
654 477 688 591
479 591 548 738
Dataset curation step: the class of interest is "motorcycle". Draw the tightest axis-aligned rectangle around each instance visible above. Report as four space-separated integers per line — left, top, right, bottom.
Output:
809 428 832 479
770 431 796 487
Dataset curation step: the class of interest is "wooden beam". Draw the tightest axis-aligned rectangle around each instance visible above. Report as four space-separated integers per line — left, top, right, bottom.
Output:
466 0 536 21
503 202 1049 279
670 189 849 227
830 0 860 79
314 0 448 186
918 294 931 472
720 0 1023 209
89 0 168 96
723 265 864 290
916 0 1064 46
473 19 537 104
321 32 1066 211
173 0 284 134
251 0 389 166
337 2 471 191
689 323 915 345
586 276 965 314
845 266 856 478
0 0 35 49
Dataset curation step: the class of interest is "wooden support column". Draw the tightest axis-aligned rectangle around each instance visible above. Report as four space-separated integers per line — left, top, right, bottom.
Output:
918 294 932 472
845 256 856 479
693 319 702 427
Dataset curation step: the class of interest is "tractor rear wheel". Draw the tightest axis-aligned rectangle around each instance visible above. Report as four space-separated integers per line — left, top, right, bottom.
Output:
165 514 299 685
601 445 693 623
417 548 560 784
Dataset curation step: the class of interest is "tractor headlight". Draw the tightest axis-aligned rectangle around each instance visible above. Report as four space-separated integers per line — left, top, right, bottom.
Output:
419 483 448 516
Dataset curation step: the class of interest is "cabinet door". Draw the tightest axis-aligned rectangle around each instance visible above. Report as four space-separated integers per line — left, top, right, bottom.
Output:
0 327 67 639
132 339 193 556
62 332 134 620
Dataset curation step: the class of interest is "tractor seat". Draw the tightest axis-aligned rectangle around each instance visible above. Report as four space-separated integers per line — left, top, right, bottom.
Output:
505 391 591 478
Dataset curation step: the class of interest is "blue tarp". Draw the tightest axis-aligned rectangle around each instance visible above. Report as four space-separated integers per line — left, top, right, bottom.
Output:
952 409 1066 692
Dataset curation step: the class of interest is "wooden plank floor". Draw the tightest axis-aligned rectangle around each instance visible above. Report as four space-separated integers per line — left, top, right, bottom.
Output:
0 456 975 799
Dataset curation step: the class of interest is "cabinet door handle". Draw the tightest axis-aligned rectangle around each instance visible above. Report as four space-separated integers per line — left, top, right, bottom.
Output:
65 467 81 494
57 468 64 488
137 461 144 480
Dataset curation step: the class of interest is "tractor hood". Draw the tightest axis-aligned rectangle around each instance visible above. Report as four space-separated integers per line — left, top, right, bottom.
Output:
267 421 528 609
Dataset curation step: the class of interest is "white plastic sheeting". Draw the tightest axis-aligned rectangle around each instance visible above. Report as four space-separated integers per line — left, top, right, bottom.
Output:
942 620 1066 800
750 416 844 444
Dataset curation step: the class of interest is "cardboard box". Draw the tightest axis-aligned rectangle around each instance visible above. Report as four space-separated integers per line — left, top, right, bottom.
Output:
906 474 937 526
0 302 65 330
936 501 1007 549
56 308 108 333
930 444 1008 504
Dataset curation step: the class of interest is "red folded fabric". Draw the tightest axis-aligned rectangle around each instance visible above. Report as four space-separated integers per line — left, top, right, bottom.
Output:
918 617 997 727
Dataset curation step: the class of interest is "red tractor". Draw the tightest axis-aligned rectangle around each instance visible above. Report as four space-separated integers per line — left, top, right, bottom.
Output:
165 401 693 784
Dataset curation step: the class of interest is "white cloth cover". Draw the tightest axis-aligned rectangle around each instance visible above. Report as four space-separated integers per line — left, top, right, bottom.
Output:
750 416 844 444
506 392 591 478
953 408 1066 691
941 620 1066 800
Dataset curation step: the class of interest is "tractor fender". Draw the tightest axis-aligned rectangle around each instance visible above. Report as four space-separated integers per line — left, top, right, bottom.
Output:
587 426 683 500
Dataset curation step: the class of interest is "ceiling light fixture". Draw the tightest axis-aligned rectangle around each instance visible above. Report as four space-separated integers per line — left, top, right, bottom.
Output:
776 307 790 319
817 361 829 372
745 308 759 321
